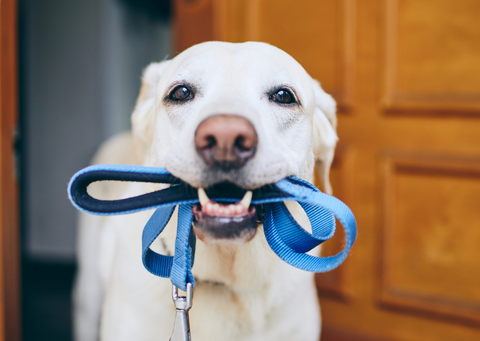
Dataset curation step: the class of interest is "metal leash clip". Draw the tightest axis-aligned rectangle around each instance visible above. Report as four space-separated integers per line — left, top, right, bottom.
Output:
169 283 193 341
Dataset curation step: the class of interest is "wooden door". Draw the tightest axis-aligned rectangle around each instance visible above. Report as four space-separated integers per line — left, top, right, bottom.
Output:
0 0 21 340
173 0 480 340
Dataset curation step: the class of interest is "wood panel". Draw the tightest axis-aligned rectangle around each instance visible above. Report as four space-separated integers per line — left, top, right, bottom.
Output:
384 0 480 114
380 153 480 325
0 0 21 340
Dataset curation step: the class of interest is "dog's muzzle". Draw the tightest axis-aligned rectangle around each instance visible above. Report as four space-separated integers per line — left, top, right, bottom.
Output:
192 114 262 243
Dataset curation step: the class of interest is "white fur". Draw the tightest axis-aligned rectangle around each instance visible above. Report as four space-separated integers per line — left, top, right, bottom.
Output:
74 41 337 341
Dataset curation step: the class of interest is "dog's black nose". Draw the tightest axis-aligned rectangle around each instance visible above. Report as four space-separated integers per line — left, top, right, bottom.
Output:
195 114 258 171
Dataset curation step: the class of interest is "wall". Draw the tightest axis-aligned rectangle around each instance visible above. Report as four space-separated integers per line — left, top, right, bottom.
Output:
20 0 171 262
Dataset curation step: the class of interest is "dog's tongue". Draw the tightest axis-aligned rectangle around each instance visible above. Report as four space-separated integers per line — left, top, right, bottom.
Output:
197 188 252 217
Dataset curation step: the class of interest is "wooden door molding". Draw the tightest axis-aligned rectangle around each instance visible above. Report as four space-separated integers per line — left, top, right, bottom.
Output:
380 152 480 326
383 0 480 115
322 326 401 341
0 0 21 340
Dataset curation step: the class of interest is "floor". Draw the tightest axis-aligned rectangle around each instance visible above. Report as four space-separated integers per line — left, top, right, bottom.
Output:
22 260 76 341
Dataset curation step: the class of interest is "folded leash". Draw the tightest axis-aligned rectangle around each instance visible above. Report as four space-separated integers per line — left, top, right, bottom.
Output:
68 164 357 292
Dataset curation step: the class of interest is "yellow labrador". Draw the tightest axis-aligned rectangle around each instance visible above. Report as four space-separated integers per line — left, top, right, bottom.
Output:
74 41 337 341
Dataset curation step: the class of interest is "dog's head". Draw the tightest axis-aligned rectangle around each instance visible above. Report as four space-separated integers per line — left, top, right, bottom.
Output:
131 42 337 245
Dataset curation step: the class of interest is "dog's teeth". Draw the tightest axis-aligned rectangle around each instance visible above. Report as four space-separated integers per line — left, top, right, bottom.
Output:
240 191 252 209
198 188 209 206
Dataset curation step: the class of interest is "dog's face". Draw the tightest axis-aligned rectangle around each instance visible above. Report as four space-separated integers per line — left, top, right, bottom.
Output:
132 42 337 244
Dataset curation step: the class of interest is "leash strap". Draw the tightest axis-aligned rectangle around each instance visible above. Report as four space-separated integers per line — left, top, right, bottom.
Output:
69 164 357 291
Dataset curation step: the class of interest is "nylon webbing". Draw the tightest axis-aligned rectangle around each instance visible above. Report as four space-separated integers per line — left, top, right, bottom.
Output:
69 164 357 291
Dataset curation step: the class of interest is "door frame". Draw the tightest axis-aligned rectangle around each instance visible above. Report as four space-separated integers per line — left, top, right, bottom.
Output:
0 0 21 339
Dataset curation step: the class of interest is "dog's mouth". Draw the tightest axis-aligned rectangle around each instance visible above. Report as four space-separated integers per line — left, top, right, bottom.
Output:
191 182 265 244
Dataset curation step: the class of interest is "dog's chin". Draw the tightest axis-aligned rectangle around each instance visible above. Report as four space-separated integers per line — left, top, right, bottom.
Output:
190 182 265 245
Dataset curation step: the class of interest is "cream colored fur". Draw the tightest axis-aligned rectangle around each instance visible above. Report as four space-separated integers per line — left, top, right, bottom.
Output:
74 41 337 341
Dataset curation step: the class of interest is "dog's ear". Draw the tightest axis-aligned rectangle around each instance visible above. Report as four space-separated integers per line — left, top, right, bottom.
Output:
311 80 338 195
131 60 171 163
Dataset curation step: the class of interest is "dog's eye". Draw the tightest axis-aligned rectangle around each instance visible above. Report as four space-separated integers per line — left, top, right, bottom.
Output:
271 89 296 104
169 86 194 102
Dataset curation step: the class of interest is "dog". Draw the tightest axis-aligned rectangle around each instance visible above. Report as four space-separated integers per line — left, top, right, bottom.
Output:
74 41 338 341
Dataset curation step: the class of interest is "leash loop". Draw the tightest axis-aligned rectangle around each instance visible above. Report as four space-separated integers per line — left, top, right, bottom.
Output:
68 164 357 292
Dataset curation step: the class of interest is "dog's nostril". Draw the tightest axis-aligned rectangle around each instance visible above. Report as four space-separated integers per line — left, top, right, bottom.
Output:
205 135 217 149
235 136 247 151
196 135 217 151
235 134 257 153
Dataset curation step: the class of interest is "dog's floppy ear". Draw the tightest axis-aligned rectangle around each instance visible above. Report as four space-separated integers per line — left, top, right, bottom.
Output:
311 80 338 195
131 60 171 163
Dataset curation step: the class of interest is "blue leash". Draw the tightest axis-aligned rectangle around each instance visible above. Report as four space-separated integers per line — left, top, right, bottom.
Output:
68 164 357 292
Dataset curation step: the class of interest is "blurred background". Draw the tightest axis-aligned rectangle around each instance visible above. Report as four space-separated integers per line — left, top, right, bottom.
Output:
1 0 478 340
18 0 171 339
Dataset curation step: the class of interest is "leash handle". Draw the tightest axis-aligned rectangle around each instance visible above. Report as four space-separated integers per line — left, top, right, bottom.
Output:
68 164 188 215
68 164 289 215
